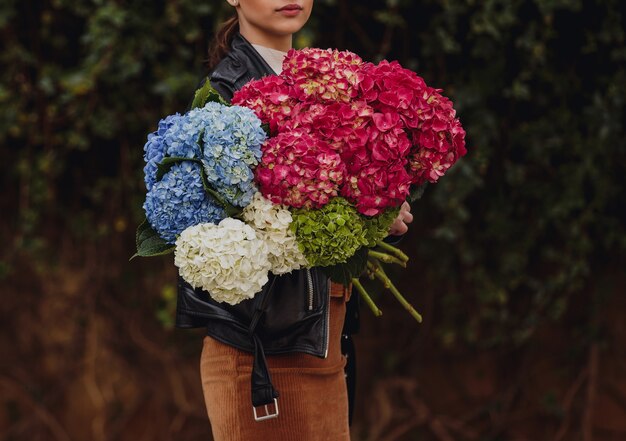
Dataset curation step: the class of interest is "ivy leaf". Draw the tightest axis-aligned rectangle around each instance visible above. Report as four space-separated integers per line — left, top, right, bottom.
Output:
130 218 175 260
321 247 369 285
191 79 229 109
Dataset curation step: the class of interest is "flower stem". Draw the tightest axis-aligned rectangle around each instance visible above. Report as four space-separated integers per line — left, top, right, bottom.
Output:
368 250 406 267
352 277 382 317
367 260 423 323
375 240 409 263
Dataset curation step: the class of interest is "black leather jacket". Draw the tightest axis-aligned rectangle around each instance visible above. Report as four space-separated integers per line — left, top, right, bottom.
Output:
175 34 349 414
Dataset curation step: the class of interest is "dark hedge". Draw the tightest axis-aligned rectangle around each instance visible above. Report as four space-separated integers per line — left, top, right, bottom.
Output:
1 0 624 347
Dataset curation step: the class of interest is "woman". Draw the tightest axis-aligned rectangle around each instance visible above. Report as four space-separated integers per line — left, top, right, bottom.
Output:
176 1 413 440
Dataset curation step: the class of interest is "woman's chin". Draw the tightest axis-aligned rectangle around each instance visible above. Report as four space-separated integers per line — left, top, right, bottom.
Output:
271 22 307 36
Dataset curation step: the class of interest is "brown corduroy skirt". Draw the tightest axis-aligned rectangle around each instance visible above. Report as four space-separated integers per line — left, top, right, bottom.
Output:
200 283 351 441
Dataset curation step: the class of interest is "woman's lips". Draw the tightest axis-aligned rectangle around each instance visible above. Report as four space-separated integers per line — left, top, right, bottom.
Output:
277 4 303 16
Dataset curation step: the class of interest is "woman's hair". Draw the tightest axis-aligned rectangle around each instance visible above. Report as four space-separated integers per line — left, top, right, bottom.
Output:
207 15 239 71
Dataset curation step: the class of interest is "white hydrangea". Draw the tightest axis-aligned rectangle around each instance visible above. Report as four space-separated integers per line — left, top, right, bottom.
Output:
174 218 271 305
242 192 308 275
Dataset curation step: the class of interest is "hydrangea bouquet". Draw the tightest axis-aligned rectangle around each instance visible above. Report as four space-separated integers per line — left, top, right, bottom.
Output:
133 48 467 322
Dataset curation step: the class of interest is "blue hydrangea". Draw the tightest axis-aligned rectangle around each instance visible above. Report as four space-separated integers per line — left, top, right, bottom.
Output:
199 102 267 207
142 102 265 211
143 162 226 244
143 113 184 191
165 111 204 159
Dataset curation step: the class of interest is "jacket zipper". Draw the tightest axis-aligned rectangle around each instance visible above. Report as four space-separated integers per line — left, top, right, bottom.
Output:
306 268 314 311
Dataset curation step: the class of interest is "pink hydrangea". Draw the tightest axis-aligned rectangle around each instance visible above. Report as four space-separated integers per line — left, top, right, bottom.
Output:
409 118 467 184
282 48 364 103
234 48 467 211
337 112 412 215
232 76 296 132
280 102 338 138
368 113 412 162
283 101 372 153
341 161 412 216
359 60 467 185
255 129 346 209
359 60 426 129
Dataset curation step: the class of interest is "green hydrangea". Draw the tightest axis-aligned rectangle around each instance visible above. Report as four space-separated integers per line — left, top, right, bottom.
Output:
361 207 400 247
291 198 367 267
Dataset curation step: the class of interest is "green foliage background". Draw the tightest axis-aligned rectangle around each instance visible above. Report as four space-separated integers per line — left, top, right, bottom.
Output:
3 0 624 342
1 0 625 439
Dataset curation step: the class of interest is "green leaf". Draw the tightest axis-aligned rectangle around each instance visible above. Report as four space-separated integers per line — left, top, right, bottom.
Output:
408 183 428 203
321 247 369 285
191 79 229 109
198 165 241 217
155 156 201 181
135 218 153 249
130 218 175 260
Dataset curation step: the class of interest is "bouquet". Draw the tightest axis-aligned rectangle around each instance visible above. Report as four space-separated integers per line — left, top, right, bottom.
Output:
133 48 467 322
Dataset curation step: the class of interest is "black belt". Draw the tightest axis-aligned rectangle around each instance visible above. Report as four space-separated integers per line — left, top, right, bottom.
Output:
247 278 280 421
238 277 360 424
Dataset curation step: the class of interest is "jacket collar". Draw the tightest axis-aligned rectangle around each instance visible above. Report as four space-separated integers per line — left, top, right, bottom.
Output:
210 33 275 90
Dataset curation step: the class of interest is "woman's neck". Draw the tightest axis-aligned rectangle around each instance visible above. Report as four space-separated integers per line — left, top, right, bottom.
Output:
238 25 292 52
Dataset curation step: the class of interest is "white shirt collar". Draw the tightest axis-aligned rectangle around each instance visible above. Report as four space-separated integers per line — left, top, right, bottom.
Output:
251 44 288 75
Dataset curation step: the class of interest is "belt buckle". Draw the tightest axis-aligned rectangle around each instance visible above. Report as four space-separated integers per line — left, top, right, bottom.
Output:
253 398 279 422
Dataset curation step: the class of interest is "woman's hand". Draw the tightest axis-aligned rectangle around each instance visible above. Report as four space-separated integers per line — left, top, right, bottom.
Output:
388 201 413 236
